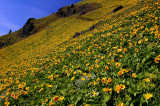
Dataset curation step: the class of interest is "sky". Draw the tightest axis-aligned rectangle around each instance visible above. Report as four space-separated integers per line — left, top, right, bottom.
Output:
0 0 82 36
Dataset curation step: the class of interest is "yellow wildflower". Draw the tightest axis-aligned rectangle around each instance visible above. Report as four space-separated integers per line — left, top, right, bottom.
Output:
120 84 125 90
116 62 121 67
78 70 82 74
81 77 85 81
39 88 44 92
1 95 5 99
49 102 54 106
111 60 115 63
132 73 137 78
144 93 153 99
18 84 24 90
48 75 53 80
144 78 150 83
45 98 48 102
55 75 59 78
109 88 112 92
115 85 121 93
71 77 75 80
103 88 112 92
14 96 18 99
118 70 124 76
87 74 91 78
117 49 122 52
118 102 124 106
138 40 143 44
53 95 59 102
115 84 125 93
59 96 64 101
86 63 90 66
83 73 87 76
5 102 10 106
145 38 148 41
47 84 53 88
26 87 29 91
73 71 77 75
95 59 99 63
135 48 139 52
93 81 97 86
6 92 10 96
96 78 100 82
107 78 112 84
11 92 15 98
155 17 158 21
15 80 19 84
7 89 11 92
93 91 98 96
102 77 107 83
105 66 109 70
119 55 123 58
155 58 159 63
22 82 26 86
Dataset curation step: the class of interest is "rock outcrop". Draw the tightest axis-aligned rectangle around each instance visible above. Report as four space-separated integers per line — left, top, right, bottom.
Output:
112 5 123 13
89 25 96 31
0 42 4 48
56 3 100 17
21 18 35 37
73 25 97 38
73 32 81 38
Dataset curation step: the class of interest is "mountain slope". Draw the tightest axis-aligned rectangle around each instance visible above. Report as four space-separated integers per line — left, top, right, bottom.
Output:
0 2 100 49
0 0 160 106
0 15 59 49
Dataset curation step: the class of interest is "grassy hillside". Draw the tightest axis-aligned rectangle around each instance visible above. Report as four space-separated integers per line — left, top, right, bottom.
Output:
0 2 100 49
0 15 59 49
0 0 160 106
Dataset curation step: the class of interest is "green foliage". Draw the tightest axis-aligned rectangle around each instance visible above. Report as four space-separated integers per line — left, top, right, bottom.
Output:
0 0 160 106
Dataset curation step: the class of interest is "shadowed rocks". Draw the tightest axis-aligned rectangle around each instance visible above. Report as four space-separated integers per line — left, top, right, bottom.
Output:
73 25 97 38
73 32 81 38
0 42 4 48
21 18 35 37
56 3 101 17
112 5 123 13
79 5 92 16
89 25 96 31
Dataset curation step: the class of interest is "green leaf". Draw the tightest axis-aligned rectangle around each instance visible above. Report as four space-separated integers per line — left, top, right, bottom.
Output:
75 95 82 105
60 90 66 95
103 94 111 103
127 81 130 85
142 57 146 64
122 79 126 83
134 92 137 96
140 96 145 106
101 102 107 106
147 43 153 49
101 95 111 106
145 61 152 66
154 103 160 106
130 103 134 106
100 61 104 65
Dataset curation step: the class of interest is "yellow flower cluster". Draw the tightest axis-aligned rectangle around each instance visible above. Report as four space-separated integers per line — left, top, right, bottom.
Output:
115 84 125 93
144 93 153 99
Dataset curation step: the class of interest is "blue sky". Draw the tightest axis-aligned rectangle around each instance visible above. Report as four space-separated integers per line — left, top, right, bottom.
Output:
0 0 81 36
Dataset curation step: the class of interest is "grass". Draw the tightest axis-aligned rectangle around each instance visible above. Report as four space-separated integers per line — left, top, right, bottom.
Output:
0 0 160 106
0 14 58 49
